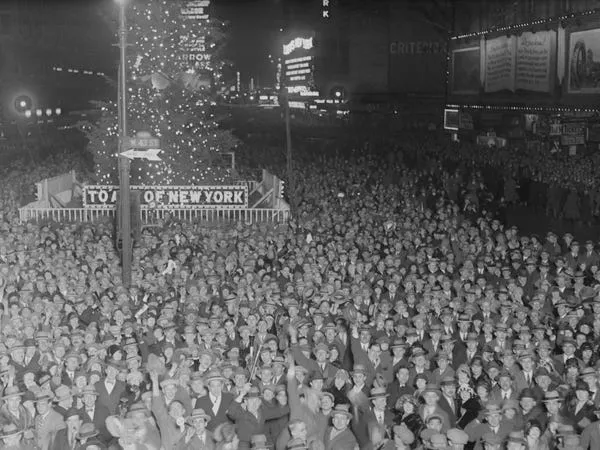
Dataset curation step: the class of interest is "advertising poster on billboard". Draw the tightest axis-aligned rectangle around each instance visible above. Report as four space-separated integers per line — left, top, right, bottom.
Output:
568 28 600 94
515 31 554 92
484 36 516 92
451 47 481 94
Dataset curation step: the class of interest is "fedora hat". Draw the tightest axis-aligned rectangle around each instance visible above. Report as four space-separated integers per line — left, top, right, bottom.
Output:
126 402 151 418
54 385 72 402
369 387 389 399
422 384 441 396
160 378 179 389
543 390 562 402
2 386 23 400
34 391 54 403
251 434 272 450
351 364 367 375
187 408 211 423
331 404 352 419
204 369 225 383
483 403 502 416
0 423 22 439
81 385 99 397
77 423 99 440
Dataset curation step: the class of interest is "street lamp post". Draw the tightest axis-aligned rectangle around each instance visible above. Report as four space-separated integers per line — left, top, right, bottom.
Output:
117 0 132 287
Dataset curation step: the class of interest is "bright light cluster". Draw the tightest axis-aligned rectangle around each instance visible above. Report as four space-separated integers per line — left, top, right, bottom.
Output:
84 0 238 186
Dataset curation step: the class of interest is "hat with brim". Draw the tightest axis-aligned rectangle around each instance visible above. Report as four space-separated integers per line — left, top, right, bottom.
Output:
543 390 562 402
422 384 441 396
77 423 99 440
352 364 367 375
187 408 211 423
34 391 54 403
0 424 22 439
483 404 502 416
2 386 24 400
160 378 179 389
331 404 352 419
204 369 225 383
369 387 389 399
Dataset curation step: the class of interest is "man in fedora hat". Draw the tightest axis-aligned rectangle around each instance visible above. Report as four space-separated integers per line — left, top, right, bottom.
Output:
420 384 451 433
49 408 81 450
194 369 235 432
79 385 110 446
35 390 65 450
180 408 215 450
0 385 33 434
94 359 126 415
468 403 511 450
0 423 35 450
323 404 358 450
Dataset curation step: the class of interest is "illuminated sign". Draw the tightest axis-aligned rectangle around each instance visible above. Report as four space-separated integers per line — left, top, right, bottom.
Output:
322 0 330 18
444 109 459 131
390 41 446 55
84 185 248 209
285 56 312 65
288 101 306 109
181 0 210 20
283 37 313 56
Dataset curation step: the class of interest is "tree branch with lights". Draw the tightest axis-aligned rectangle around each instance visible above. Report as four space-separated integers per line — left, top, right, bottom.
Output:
81 0 239 186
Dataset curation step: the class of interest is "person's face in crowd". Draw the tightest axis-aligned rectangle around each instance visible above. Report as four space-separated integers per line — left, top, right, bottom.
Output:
521 357 534 372
576 388 590 403
83 392 96 409
332 413 349 431
359 330 371 345
262 388 274 402
563 342 576 357
10 348 24 364
275 389 287 406
36 397 51 416
352 372 366 387
106 366 118 381
546 398 561 415
168 401 184 420
520 396 535 413
423 391 439 407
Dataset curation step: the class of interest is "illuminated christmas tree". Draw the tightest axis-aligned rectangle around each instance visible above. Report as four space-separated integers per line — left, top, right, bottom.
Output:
83 0 238 185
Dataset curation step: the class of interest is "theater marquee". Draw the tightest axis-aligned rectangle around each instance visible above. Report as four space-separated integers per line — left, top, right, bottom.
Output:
83 185 248 209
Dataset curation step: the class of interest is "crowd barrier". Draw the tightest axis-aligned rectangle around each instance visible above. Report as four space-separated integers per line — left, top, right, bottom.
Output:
18 206 291 224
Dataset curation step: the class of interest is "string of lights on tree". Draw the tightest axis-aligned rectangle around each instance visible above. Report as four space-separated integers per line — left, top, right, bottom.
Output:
82 0 238 186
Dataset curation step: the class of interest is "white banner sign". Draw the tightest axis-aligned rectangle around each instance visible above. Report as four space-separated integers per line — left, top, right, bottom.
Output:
515 31 554 92
485 35 516 92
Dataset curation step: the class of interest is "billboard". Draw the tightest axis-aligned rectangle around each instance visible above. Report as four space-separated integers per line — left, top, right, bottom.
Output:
83 185 248 209
447 11 600 109
388 4 448 94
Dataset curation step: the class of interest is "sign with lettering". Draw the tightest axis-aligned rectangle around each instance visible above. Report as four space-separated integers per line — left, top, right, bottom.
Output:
515 31 554 92
283 37 313 56
84 185 248 209
485 35 516 93
390 41 446 55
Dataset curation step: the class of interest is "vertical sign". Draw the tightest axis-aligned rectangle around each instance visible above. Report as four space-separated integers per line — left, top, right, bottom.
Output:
485 35 516 92
322 0 330 18
515 31 554 92
180 0 211 69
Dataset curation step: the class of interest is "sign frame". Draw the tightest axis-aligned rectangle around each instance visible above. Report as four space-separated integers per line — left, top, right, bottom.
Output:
83 185 249 210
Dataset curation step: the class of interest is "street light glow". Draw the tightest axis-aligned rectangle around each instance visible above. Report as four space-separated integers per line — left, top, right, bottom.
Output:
46 108 52 116
19 100 27 108
25 110 32 118
55 108 62 115
36 109 43 117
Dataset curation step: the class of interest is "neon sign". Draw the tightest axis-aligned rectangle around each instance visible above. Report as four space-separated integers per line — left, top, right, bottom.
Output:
283 37 314 56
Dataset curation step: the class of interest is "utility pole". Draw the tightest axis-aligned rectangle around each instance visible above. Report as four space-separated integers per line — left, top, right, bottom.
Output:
117 0 132 287
283 89 294 214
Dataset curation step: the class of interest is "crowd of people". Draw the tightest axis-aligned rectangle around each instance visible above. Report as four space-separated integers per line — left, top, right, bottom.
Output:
1 130 600 450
